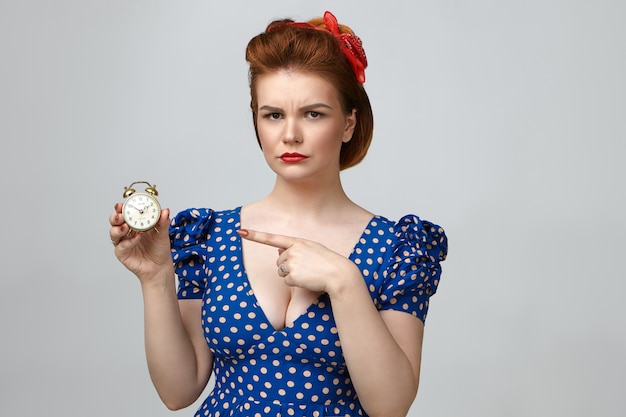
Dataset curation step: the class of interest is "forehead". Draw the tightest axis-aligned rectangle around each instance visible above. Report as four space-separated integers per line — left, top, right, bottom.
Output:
255 70 341 106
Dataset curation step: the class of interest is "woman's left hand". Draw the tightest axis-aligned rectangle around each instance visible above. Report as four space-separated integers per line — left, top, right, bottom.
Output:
237 229 361 295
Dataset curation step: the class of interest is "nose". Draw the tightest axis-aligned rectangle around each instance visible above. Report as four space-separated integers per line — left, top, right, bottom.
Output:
282 118 302 144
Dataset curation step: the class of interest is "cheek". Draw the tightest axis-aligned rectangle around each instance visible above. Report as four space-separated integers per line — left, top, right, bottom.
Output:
257 129 274 151
316 136 344 162
257 129 277 160
256 123 269 146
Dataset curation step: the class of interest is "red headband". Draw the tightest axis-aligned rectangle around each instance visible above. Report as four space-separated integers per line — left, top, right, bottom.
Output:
276 11 368 83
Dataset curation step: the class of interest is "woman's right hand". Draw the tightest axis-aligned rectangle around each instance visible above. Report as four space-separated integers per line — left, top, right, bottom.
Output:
109 203 174 283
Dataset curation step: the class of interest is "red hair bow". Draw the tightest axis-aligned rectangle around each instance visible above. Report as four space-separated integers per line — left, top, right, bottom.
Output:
285 11 368 83
322 11 367 83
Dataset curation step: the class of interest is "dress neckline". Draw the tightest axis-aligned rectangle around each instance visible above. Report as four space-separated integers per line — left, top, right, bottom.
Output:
233 206 381 332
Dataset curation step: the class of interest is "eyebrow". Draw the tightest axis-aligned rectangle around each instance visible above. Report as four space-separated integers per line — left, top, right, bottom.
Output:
258 103 334 112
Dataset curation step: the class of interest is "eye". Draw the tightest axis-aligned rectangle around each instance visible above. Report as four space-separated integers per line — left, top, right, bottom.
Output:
306 111 323 119
262 112 282 120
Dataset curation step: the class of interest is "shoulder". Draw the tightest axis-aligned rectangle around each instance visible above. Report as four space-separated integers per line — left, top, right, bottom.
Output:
393 214 446 246
169 207 241 249
392 214 447 262
367 214 447 262
373 214 448 321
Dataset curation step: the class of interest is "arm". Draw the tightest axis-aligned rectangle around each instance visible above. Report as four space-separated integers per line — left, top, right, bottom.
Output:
142 280 214 410
110 205 213 410
327 269 423 417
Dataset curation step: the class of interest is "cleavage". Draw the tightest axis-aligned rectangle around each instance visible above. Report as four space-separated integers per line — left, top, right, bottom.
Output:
241 240 322 331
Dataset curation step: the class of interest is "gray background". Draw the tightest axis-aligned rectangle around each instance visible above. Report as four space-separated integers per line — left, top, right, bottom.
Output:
1 0 624 416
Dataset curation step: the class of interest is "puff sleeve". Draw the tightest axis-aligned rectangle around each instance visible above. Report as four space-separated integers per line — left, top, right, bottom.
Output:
169 208 215 299
378 215 448 323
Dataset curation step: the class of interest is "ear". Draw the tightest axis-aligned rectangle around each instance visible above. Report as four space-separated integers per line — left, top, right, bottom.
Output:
342 109 357 143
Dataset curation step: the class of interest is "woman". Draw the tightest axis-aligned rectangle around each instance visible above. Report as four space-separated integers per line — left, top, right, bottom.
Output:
109 11 447 417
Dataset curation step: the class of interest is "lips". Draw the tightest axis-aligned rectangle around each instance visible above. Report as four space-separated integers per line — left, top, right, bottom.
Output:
280 152 308 163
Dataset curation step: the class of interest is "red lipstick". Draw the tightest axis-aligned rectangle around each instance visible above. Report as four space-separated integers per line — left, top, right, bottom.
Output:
280 152 308 163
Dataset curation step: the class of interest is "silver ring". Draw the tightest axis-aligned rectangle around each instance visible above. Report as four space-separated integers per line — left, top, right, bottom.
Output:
111 239 120 246
278 263 288 277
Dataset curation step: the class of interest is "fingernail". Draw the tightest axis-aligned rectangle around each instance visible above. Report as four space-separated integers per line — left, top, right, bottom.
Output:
237 229 248 237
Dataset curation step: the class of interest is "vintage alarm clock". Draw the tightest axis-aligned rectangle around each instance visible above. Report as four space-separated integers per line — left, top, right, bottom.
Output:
121 181 162 232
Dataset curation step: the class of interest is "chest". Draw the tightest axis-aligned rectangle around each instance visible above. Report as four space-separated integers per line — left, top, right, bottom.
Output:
241 235 356 331
198 211 392 347
201 268 343 364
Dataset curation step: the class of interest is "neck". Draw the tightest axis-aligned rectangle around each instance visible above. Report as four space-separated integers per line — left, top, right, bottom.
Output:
264 174 352 218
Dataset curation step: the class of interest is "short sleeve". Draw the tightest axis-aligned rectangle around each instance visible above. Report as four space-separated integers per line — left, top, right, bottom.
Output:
378 214 448 323
169 208 214 299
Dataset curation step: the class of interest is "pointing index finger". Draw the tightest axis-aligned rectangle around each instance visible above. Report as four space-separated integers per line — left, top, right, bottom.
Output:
237 229 295 249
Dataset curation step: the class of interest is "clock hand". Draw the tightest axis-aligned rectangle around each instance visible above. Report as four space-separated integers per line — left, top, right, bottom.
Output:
127 204 143 212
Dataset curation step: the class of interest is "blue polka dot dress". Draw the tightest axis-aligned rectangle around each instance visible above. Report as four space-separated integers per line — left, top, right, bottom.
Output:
169 207 447 417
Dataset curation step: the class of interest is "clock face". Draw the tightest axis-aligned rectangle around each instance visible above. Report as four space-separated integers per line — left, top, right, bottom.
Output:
122 192 161 232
